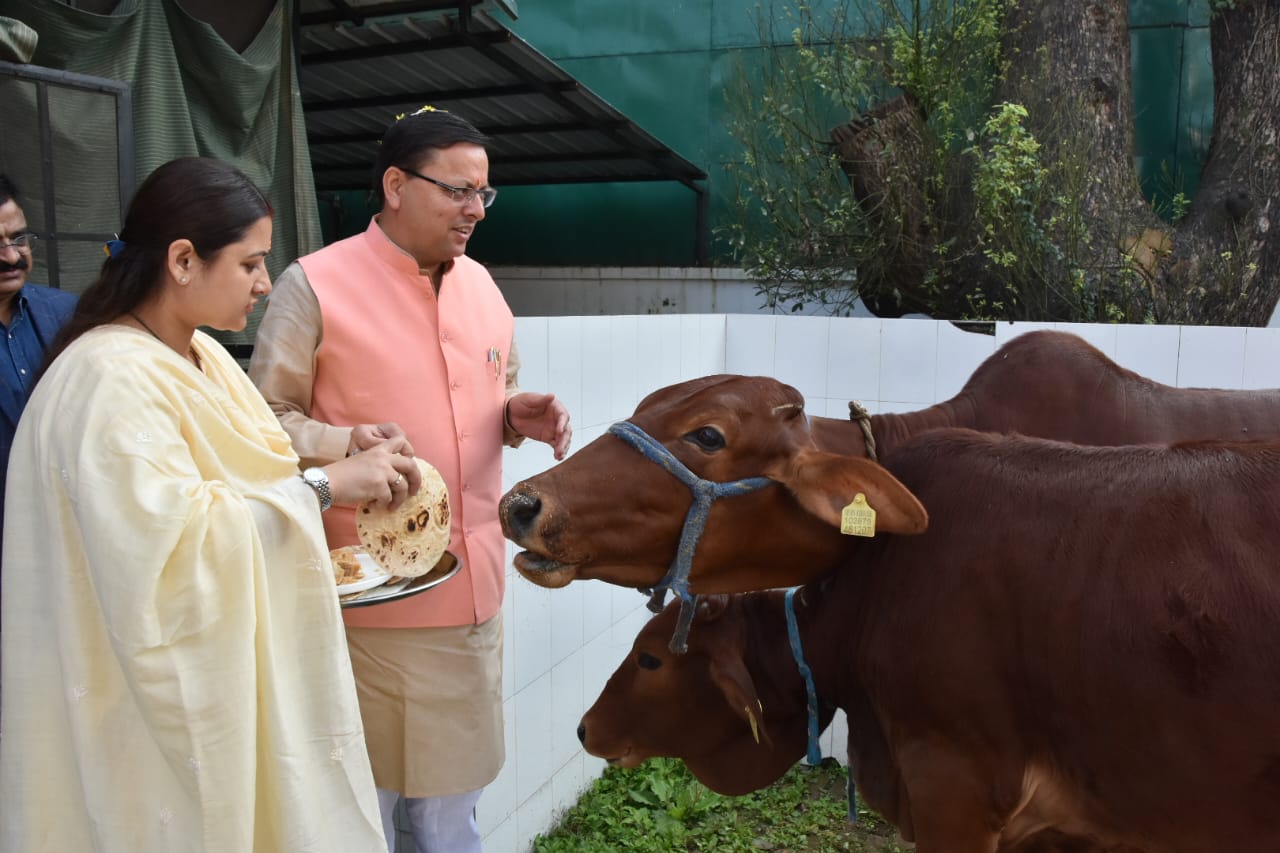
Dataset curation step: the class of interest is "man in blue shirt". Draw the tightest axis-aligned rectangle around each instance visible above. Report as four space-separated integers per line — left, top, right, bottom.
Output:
1 175 77 562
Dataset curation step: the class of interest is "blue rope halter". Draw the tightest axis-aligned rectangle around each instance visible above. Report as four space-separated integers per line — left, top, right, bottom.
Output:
784 587 823 767
606 420 773 652
785 586 858 824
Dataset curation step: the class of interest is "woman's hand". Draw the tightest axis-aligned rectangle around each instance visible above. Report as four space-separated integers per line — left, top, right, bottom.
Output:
324 435 422 509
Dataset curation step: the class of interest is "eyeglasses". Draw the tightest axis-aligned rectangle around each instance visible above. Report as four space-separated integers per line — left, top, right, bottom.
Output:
400 167 497 208
0 233 36 252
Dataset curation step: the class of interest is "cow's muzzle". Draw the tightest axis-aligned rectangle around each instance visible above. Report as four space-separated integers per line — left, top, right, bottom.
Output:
499 485 542 541
500 485 579 588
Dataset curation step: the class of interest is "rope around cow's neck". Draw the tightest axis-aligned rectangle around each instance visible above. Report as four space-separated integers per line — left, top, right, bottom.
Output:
847 400 878 462
606 420 773 653
785 587 858 824
784 587 824 768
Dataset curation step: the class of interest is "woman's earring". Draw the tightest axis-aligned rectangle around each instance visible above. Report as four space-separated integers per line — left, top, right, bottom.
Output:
179 275 189 284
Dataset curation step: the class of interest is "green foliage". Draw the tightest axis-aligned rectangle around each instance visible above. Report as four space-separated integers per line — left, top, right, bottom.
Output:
718 3 876 315
719 0 1162 324
720 0 1010 317
970 103 1047 269
534 758 906 852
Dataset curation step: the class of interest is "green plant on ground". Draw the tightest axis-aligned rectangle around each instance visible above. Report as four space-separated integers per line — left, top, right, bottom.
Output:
533 757 912 852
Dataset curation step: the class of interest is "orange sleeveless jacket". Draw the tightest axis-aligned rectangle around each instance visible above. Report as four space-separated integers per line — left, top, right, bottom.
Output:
300 223 514 628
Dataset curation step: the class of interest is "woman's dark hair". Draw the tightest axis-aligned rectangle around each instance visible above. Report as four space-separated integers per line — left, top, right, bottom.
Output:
38 157 272 377
372 108 490 204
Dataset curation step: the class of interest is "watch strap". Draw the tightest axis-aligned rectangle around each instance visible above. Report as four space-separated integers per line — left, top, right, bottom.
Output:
302 467 332 512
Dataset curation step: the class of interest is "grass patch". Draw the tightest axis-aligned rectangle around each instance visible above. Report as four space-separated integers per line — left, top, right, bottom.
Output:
534 758 914 852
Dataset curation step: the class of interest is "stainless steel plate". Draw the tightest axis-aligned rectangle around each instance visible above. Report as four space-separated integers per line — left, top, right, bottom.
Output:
339 551 461 609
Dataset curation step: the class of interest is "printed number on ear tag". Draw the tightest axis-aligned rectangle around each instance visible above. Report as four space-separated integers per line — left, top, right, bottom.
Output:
840 493 876 537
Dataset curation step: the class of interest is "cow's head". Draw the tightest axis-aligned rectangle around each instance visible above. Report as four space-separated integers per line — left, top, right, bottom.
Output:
500 374 928 593
578 592 818 795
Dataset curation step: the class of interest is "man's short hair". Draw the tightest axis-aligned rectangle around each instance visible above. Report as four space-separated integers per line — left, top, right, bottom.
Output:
0 174 19 207
372 108 490 204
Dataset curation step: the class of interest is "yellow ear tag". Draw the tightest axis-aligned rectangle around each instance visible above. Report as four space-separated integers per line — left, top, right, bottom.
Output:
745 707 760 744
840 493 877 537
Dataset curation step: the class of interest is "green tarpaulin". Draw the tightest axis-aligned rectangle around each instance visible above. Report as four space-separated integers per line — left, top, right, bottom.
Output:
0 0 320 347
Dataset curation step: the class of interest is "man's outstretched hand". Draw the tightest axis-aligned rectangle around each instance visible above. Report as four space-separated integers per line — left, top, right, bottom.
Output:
507 393 572 460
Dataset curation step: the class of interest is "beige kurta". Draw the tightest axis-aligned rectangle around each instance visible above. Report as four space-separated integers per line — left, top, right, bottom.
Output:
0 326 386 853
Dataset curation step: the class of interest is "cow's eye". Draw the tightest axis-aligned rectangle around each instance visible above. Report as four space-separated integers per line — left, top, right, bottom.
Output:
685 426 725 451
637 652 662 670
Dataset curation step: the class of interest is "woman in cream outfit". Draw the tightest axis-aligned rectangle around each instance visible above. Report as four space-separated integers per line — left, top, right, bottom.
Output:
0 157 423 852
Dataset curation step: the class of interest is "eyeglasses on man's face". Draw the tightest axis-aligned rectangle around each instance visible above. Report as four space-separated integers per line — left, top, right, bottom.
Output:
0 233 36 252
400 167 497 208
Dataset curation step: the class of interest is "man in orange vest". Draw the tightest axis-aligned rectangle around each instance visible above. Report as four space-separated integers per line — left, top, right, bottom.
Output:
250 107 571 852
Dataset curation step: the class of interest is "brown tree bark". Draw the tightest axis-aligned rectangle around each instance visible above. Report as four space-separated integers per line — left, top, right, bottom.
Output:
1001 0 1280 326
1157 0 1280 325
996 0 1166 321
829 94 935 318
1001 0 1152 225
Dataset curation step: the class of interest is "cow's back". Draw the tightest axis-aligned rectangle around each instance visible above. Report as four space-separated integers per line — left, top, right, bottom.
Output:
958 331 1280 444
858 330 1280 450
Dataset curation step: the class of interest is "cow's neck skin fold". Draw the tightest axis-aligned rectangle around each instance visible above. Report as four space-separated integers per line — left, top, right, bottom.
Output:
866 397 973 459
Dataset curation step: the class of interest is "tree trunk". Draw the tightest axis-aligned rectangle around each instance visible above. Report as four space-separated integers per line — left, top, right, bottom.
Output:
1000 0 1152 225
830 94 934 317
997 0 1167 320
735 0 1280 325
1002 0 1280 326
1157 0 1280 325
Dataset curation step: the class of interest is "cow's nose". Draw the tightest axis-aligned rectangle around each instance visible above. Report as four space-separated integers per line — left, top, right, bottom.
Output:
576 722 586 744
500 487 543 539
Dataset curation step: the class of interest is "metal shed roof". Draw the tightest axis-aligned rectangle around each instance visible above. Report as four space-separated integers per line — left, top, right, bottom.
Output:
297 0 708 195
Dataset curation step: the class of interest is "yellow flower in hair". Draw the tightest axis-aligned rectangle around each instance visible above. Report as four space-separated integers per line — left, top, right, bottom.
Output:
396 105 448 122
385 104 448 140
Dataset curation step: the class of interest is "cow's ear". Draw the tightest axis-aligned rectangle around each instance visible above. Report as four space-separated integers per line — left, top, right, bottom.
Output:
709 655 773 748
770 448 928 535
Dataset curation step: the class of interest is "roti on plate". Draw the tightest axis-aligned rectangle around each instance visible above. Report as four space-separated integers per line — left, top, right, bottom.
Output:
356 457 451 578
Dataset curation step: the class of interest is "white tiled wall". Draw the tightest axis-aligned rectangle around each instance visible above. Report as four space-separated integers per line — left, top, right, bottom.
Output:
484 315 1279 852
492 266 875 318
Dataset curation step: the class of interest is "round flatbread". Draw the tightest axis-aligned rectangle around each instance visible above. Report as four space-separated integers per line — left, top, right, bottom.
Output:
356 457 451 577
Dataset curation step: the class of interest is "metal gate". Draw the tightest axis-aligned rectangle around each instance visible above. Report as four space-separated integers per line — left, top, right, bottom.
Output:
0 59 133 293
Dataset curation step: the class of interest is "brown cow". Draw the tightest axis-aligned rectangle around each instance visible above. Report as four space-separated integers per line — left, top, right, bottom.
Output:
577 430 1280 852
501 330 1280 594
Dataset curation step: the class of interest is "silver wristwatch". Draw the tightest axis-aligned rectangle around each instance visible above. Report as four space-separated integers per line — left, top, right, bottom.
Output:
301 466 332 512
